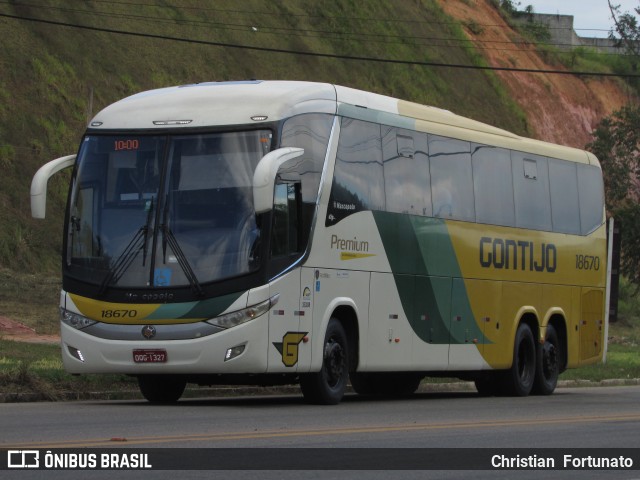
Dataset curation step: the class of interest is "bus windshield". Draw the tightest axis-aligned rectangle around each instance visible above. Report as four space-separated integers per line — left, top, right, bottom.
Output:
66 130 272 290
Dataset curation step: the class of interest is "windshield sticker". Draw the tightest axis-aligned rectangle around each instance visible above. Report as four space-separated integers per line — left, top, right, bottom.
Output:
302 287 312 308
153 268 172 287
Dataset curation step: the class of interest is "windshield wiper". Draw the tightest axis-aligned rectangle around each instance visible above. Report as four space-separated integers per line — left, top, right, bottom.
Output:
98 198 154 295
160 226 204 296
160 201 204 296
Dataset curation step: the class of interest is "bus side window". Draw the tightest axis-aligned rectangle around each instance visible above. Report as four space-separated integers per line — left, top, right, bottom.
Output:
549 159 580 234
326 118 384 225
271 181 302 257
383 128 431 216
512 152 552 231
577 164 605 235
472 144 514 227
429 135 475 222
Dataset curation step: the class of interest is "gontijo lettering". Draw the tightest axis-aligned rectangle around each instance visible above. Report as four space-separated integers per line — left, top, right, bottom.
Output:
480 237 557 273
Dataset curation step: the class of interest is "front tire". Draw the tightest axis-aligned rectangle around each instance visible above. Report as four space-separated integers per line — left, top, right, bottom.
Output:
532 324 560 395
137 375 186 404
300 319 349 405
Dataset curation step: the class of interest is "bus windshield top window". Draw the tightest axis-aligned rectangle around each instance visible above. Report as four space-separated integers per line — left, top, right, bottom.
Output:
66 131 272 289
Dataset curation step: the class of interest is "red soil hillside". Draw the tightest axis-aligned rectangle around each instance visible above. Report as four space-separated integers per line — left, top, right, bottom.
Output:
438 0 632 149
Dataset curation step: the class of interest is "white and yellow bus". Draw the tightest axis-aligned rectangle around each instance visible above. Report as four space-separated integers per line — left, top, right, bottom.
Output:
31 81 609 404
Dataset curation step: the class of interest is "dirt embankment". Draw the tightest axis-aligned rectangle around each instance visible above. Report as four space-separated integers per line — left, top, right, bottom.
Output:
439 0 633 148
0 316 59 344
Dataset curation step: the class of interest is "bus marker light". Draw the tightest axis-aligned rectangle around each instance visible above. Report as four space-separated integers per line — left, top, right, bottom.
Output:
302 336 309 343
225 344 246 361
67 346 85 362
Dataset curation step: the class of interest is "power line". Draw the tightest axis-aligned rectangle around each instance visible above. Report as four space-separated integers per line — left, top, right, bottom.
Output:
1 0 626 52
78 0 622 34
1 1 632 56
1 12 639 78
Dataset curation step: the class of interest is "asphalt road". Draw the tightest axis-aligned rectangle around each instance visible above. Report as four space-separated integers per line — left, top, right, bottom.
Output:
2 385 640 479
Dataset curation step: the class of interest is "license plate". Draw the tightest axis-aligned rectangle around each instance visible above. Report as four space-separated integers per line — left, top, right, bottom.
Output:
133 349 167 363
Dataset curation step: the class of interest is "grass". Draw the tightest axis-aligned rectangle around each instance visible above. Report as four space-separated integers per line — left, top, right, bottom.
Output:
560 343 640 382
0 268 60 335
0 341 139 401
1 0 541 278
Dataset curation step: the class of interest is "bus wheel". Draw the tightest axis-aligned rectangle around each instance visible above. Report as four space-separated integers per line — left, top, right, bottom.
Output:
137 375 186 404
532 324 560 395
501 323 536 396
300 318 349 405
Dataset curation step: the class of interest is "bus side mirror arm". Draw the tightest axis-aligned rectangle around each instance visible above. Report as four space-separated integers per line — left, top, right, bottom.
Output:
253 147 304 214
30 154 76 219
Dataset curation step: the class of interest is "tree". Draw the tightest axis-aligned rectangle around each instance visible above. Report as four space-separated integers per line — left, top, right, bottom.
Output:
587 104 640 291
608 1 640 56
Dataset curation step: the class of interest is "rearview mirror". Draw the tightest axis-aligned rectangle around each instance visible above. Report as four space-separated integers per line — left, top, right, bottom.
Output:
31 154 76 219
252 147 304 214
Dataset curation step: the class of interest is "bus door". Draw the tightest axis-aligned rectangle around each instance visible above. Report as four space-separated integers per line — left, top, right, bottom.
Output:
267 181 304 373
268 270 302 373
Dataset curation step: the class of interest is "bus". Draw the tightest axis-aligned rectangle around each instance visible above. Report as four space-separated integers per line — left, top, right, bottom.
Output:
31 80 610 404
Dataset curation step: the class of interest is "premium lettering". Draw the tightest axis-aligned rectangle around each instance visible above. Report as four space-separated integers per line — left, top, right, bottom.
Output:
330 234 369 252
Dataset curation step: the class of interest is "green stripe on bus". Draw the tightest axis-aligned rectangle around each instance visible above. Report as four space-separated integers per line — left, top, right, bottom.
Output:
145 291 244 320
373 211 487 345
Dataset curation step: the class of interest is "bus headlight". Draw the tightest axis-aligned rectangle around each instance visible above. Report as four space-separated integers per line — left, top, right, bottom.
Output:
206 295 278 329
60 308 97 330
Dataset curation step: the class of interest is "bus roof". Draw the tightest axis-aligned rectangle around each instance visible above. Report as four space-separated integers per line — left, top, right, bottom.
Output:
88 80 598 166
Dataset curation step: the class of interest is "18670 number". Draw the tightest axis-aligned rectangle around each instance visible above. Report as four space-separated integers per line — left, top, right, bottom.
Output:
101 309 138 319
575 255 600 271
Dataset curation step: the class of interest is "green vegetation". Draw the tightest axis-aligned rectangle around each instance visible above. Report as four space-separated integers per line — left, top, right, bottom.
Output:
588 106 640 289
0 341 139 401
0 268 60 335
0 0 534 276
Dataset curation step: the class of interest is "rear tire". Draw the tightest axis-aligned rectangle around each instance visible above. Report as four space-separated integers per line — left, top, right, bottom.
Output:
500 323 536 396
300 318 349 405
137 375 186 404
532 324 560 395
